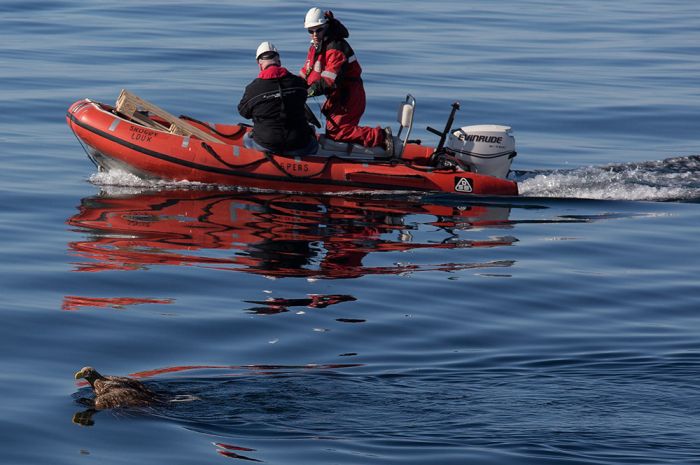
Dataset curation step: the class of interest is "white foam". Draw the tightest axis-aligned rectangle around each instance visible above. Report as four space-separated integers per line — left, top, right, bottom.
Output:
517 156 700 201
89 169 204 189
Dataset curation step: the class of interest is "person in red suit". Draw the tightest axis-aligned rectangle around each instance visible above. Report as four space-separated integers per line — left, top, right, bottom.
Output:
301 7 393 155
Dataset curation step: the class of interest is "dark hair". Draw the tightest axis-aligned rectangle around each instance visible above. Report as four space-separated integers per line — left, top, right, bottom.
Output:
324 10 349 40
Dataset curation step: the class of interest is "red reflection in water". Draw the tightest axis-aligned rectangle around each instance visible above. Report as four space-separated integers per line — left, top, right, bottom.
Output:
76 362 364 388
129 363 363 379
67 191 515 278
62 295 173 311
215 443 256 452
244 294 356 314
214 443 262 462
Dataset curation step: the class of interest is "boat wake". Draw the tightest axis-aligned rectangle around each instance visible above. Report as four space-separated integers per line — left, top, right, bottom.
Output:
89 170 210 191
516 155 700 202
89 155 700 202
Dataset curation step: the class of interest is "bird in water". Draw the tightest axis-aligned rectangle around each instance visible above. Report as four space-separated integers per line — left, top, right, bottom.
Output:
74 366 159 410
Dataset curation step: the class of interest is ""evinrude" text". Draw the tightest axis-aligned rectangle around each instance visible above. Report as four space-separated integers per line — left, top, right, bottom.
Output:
463 134 503 144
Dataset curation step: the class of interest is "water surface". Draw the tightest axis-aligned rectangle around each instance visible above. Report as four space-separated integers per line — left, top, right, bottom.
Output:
2 1 700 464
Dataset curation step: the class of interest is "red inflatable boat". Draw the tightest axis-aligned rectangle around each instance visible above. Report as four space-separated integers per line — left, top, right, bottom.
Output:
66 91 518 196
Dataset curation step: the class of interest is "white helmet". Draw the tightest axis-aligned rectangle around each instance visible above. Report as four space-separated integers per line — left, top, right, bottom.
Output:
255 41 278 60
304 7 327 29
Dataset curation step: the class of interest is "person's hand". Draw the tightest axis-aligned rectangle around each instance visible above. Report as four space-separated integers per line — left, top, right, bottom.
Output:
307 82 323 97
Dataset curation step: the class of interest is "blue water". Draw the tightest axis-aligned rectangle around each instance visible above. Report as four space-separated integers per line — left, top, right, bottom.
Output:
2 1 700 464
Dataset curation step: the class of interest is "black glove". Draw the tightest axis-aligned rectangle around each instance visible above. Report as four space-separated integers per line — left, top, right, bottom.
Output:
307 81 324 97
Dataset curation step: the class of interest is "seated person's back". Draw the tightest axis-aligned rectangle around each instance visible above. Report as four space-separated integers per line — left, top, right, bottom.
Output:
238 41 318 155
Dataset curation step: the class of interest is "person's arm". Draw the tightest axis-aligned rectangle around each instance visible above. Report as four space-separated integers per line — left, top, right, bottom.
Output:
307 48 346 96
237 84 254 119
300 47 314 79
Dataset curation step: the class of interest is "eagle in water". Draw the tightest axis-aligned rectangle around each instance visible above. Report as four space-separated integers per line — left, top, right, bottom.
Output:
74 366 159 410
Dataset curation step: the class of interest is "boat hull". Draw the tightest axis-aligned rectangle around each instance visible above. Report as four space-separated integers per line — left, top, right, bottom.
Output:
67 99 518 196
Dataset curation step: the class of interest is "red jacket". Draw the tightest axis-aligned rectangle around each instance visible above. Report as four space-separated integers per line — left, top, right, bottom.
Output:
299 13 384 147
300 22 362 99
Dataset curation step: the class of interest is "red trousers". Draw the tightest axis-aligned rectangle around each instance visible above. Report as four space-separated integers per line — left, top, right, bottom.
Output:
322 82 384 147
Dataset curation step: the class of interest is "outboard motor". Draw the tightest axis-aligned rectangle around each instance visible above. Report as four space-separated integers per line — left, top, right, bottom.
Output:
446 125 516 179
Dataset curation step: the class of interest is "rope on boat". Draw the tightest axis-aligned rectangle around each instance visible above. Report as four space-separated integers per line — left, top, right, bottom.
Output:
403 160 459 173
67 107 99 169
180 115 247 139
202 142 335 180
201 142 269 170
187 104 454 179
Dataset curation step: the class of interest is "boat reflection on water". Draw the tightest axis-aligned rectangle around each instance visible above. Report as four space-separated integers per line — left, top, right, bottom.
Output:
66 191 517 453
66 190 516 279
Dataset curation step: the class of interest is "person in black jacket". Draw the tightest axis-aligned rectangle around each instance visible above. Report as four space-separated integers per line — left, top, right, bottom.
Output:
238 41 318 155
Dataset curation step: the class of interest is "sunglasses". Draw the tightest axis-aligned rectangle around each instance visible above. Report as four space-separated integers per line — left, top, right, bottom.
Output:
307 26 326 34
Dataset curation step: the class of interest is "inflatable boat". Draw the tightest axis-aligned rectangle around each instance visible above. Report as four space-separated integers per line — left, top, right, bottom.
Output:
66 91 518 196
